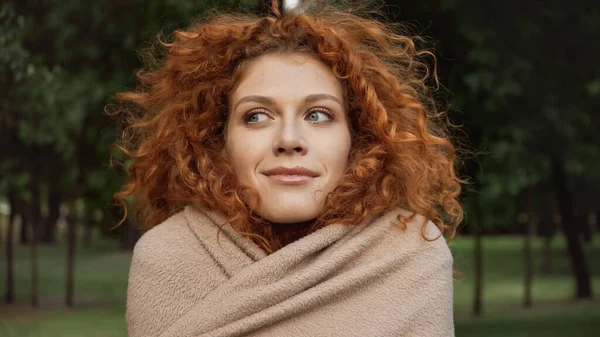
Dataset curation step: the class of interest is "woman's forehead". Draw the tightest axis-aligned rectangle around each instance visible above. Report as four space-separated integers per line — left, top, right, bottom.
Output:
231 52 344 102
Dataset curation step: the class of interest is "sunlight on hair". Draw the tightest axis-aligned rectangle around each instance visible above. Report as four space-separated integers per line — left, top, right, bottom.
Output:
284 0 300 11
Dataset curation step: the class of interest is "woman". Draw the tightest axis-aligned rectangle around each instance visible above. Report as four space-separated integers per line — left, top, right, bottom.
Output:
113 1 463 336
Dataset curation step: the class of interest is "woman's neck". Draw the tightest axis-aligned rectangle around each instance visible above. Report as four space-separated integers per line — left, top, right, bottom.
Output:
269 219 316 247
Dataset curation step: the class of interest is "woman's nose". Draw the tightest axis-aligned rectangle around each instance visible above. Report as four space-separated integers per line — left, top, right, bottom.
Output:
273 120 308 156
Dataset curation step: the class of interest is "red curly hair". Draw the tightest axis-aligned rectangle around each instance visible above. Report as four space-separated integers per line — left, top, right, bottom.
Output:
110 1 463 254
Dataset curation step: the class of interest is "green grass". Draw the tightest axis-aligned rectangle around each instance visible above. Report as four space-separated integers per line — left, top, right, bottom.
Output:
0 226 130 337
1 224 599 337
1 306 127 337
451 235 600 336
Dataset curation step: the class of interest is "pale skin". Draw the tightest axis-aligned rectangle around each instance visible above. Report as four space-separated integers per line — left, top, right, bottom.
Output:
225 52 352 225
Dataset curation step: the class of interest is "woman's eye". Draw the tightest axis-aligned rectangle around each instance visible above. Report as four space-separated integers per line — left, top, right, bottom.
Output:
306 110 332 122
245 112 269 124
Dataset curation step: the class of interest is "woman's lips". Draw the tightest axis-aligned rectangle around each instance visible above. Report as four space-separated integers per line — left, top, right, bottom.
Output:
264 174 314 185
262 166 319 185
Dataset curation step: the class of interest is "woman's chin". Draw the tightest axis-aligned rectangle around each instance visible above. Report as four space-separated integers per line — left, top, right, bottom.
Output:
258 204 322 225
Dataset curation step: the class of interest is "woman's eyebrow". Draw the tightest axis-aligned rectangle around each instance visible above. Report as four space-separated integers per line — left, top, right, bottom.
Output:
304 94 343 108
233 93 343 112
233 95 275 111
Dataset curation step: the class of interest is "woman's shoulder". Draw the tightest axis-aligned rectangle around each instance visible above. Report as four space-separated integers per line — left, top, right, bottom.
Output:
129 210 223 278
133 211 193 255
386 208 453 263
127 210 226 336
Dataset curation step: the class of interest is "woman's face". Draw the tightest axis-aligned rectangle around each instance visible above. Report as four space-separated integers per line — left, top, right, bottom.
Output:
226 52 351 224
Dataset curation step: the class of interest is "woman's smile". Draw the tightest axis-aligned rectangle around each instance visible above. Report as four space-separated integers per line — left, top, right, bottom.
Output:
263 174 315 185
262 165 319 185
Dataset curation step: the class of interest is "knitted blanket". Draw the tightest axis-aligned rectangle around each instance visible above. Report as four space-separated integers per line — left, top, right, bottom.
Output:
126 205 454 337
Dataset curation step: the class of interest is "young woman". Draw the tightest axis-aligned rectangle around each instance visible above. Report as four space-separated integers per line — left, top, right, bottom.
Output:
113 1 463 336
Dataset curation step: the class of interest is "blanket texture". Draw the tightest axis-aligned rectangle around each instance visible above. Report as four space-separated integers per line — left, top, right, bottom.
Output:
126 205 454 337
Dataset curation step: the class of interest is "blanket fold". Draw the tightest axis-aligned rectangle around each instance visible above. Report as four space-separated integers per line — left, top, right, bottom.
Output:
126 205 454 337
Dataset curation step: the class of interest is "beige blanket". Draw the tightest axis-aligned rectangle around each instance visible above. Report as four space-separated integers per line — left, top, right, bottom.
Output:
126 205 454 337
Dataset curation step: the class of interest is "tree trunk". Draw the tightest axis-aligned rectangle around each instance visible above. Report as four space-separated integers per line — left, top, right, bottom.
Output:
121 216 140 251
82 221 93 248
5 190 17 304
66 200 77 308
541 236 553 275
578 213 592 244
474 226 483 316
540 213 556 275
20 212 29 244
468 198 484 316
29 162 41 308
523 187 535 309
551 157 593 299
41 189 61 244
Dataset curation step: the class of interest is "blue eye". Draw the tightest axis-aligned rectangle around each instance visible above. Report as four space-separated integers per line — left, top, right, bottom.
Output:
245 112 269 124
306 110 332 122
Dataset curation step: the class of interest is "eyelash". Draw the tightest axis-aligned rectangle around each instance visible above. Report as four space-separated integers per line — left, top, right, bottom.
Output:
242 108 336 125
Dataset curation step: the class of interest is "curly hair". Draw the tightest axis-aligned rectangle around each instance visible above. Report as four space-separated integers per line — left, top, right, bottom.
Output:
110 1 464 254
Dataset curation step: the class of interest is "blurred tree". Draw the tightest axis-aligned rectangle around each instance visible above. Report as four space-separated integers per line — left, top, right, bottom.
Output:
1 0 259 307
66 199 77 307
387 0 598 300
522 186 540 309
4 191 17 304
463 0 598 300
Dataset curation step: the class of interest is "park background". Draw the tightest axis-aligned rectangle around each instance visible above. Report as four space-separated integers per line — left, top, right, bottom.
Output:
1 0 599 336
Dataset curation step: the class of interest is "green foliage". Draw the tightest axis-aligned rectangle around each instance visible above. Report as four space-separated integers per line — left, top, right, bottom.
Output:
0 0 258 226
439 1 599 224
1 0 599 232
